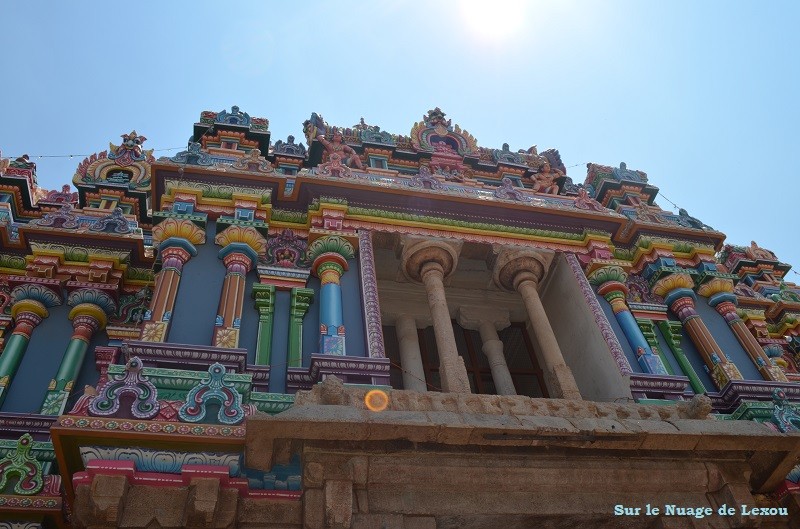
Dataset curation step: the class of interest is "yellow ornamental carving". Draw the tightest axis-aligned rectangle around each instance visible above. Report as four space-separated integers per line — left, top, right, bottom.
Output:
151 219 206 246
214 225 267 256
697 278 734 298
140 321 167 342
214 328 240 349
651 273 695 298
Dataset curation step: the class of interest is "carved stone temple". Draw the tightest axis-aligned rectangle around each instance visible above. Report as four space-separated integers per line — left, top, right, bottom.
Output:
0 107 799 528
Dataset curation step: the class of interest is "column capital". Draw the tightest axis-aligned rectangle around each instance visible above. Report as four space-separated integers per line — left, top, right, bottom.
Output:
587 265 628 291
308 235 355 268
457 306 511 332
152 218 206 246
68 304 108 337
10 283 62 310
491 247 549 292
66 288 116 332
10 298 49 321
651 273 695 303
10 299 48 338
220 244 258 274
290 287 315 317
216 225 267 273
401 236 462 282
252 283 276 311
697 277 735 299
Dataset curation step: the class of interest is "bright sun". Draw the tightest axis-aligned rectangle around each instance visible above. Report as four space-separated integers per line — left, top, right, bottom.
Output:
459 0 528 42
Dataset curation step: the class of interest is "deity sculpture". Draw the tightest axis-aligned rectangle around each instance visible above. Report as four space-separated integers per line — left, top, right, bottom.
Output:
531 161 561 194
317 130 363 169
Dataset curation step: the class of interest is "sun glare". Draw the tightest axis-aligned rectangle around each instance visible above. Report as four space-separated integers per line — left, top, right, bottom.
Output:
460 0 527 42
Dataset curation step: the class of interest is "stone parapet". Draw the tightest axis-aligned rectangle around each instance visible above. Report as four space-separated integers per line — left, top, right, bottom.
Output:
245 377 800 529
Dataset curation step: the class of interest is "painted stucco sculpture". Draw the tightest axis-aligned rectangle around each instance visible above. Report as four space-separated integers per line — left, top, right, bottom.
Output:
0 106 799 527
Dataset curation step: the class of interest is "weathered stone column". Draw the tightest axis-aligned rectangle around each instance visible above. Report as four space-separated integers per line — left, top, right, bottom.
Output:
653 273 743 389
401 238 470 394
213 226 267 349
394 314 428 392
141 219 206 342
458 307 516 395
40 289 116 415
493 249 581 400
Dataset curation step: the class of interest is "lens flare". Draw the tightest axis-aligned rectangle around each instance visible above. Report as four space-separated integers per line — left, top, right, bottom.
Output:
364 389 389 412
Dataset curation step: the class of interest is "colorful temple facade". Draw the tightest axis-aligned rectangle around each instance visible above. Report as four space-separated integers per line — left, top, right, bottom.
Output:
0 106 799 528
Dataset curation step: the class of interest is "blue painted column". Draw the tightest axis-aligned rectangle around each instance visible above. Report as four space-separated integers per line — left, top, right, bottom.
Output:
589 267 667 375
313 256 348 355
308 235 356 356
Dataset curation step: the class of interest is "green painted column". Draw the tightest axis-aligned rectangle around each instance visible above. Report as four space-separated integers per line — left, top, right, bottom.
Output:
252 284 276 365
0 300 48 408
657 320 706 394
288 288 314 368
40 302 108 416
636 318 675 376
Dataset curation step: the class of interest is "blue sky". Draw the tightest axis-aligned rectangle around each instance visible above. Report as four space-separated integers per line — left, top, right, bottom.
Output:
1 1 798 277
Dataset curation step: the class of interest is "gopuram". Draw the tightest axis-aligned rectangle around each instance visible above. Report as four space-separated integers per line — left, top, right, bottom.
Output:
0 106 798 528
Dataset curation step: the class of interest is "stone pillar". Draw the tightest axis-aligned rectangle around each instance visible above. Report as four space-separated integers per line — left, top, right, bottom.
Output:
141 219 206 343
0 299 48 407
711 296 787 382
40 291 114 415
588 267 668 375
394 314 428 392
458 307 516 395
288 288 314 367
478 322 516 396
493 249 581 400
401 238 470 394
252 284 276 365
654 274 743 390
308 235 355 356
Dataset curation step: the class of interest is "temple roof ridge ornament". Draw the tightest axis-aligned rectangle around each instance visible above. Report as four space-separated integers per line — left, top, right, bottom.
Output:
273 135 307 157
199 105 269 132
613 161 648 183
73 131 154 191
410 108 478 156
168 142 214 166
492 143 526 165
89 207 135 234
353 117 395 145
108 131 152 167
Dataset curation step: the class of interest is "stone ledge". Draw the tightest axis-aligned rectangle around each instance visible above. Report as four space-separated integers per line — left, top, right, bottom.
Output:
246 377 800 473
